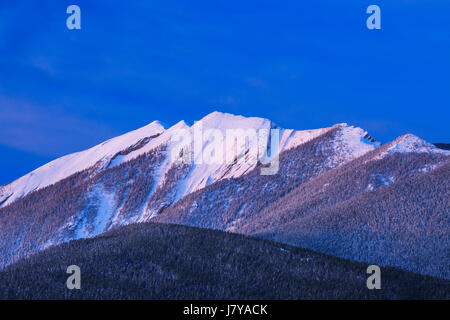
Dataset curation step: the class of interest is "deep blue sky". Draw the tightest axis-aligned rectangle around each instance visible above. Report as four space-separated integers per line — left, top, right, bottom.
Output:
1 0 449 185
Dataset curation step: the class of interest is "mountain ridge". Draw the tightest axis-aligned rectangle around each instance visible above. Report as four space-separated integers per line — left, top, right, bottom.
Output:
0 111 381 208
0 111 448 280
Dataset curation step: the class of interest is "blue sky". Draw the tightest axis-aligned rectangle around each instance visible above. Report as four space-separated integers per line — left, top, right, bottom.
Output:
0 0 449 185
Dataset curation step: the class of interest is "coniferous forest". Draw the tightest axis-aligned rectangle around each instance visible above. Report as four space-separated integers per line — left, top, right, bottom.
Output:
1 222 448 300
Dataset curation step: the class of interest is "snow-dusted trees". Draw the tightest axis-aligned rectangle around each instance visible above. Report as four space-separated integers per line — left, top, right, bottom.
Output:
1 223 447 299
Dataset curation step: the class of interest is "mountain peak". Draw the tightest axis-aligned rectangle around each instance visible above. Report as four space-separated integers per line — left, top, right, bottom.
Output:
168 120 190 131
197 111 271 130
147 120 166 130
388 133 449 154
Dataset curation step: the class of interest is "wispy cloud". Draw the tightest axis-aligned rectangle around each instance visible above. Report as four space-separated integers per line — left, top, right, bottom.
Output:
0 95 115 156
245 77 268 89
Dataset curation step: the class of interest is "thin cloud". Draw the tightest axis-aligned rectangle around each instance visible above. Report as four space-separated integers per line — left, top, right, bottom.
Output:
0 95 115 156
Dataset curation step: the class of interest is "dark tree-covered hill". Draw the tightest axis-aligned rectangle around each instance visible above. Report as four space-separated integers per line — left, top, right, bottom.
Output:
433 143 450 151
0 223 448 300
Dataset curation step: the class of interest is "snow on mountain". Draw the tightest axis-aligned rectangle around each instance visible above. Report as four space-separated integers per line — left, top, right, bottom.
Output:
387 134 450 154
114 112 358 204
177 112 272 197
327 124 379 167
0 111 381 209
278 127 332 151
0 121 165 207
367 133 450 163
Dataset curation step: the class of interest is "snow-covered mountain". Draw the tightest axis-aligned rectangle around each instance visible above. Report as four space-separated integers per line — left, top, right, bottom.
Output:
0 111 448 279
0 120 164 207
0 111 370 208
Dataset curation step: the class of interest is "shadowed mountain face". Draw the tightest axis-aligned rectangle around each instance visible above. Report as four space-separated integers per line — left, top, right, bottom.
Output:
1 223 448 300
242 160 450 279
433 143 450 151
0 112 448 284
155 137 450 279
